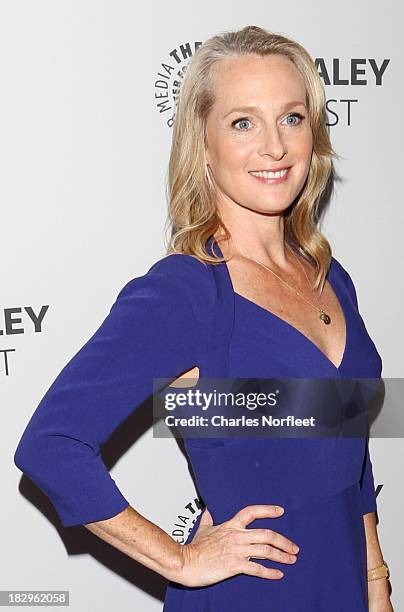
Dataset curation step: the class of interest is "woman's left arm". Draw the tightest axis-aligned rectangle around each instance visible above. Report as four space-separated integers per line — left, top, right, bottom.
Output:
364 512 394 611
336 261 394 610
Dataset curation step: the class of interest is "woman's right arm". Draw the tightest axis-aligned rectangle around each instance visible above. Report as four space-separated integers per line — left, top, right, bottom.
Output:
14 255 210 527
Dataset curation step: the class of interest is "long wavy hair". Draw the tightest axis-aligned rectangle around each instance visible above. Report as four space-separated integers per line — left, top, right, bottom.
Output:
164 25 339 291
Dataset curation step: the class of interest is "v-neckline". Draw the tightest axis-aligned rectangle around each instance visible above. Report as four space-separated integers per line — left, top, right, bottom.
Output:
235 278 349 373
212 238 349 374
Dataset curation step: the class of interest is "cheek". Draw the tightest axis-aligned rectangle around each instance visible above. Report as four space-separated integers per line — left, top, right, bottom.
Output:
286 128 312 150
215 139 252 172
300 131 314 155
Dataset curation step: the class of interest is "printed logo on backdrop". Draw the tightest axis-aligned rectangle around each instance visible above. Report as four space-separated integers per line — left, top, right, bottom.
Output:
0 305 49 376
317 58 390 126
154 41 203 128
171 497 204 544
154 44 390 128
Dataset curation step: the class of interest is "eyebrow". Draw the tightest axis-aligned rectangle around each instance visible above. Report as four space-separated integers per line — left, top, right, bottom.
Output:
223 100 307 119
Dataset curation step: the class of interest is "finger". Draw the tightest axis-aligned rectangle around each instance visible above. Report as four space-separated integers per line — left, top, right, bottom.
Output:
233 505 284 528
244 544 297 565
237 559 284 580
243 528 300 555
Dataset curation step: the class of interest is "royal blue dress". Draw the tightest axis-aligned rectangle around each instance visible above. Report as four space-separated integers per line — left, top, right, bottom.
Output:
14 236 382 611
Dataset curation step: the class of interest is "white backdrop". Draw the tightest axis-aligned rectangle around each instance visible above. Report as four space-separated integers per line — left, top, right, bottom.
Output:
1 1 402 610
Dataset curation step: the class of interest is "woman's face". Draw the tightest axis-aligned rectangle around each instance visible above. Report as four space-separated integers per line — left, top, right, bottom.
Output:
205 54 313 216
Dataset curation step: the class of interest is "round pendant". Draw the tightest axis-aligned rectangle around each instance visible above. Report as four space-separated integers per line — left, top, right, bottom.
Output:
319 311 331 325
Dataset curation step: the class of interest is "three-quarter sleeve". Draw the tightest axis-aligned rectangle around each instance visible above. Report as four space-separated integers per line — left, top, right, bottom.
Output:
334 257 378 515
14 254 210 527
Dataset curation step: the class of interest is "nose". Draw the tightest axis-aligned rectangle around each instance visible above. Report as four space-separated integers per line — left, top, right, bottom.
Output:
258 124 287 160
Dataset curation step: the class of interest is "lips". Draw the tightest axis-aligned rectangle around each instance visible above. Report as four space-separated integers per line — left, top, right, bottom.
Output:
249 167 291 183
249 166 291 173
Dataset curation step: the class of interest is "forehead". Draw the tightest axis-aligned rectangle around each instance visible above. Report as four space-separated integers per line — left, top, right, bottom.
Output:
211 54 307 111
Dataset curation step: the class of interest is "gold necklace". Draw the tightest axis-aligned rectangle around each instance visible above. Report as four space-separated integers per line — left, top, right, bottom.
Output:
238 245 332 325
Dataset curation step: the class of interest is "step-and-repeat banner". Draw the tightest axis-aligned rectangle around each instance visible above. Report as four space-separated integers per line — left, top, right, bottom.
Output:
2 1 402 610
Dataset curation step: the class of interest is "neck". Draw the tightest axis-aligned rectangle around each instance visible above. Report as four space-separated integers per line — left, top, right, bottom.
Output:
214 230 295 273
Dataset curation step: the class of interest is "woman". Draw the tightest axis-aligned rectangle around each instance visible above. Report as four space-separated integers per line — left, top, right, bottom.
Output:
14 25 392 611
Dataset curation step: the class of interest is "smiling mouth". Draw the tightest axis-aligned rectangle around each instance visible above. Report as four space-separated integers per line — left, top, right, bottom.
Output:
249 168 290 179
248 167 292 185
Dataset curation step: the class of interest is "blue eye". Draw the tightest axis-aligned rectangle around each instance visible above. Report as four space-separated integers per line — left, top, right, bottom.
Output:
231 117 252 131
284 112 305 126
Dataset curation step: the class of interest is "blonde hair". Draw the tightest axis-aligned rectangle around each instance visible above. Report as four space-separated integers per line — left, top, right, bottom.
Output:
164 25 339 291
